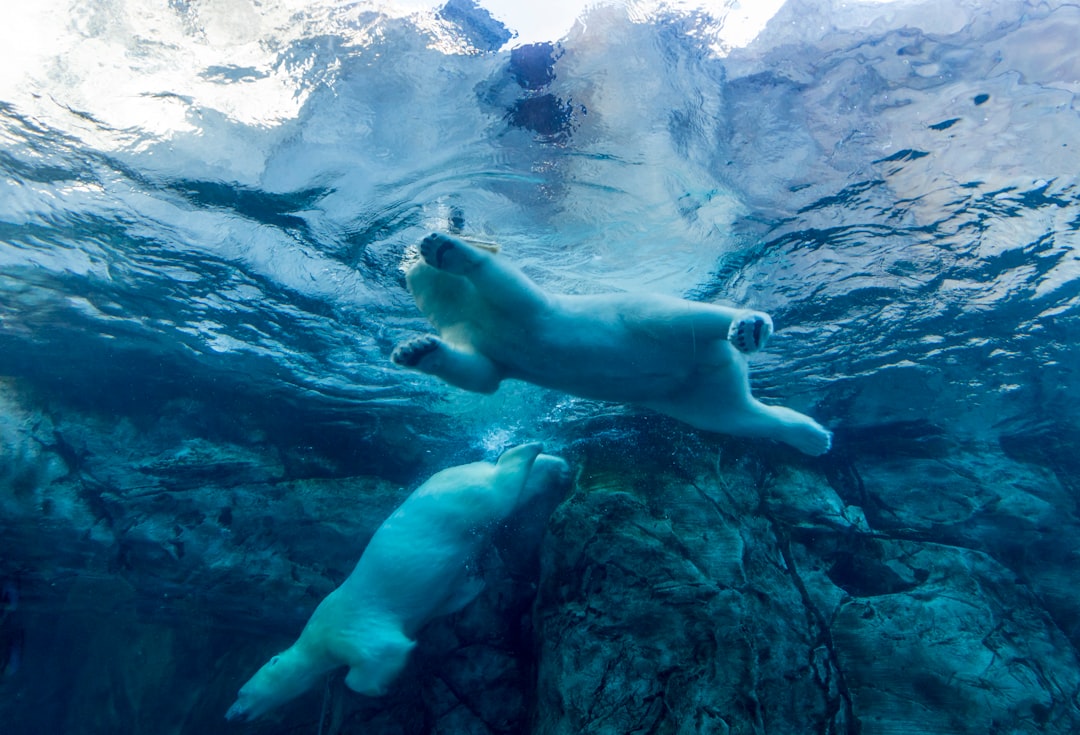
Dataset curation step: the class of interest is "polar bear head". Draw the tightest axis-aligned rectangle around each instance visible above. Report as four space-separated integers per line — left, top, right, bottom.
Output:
225 646 326 723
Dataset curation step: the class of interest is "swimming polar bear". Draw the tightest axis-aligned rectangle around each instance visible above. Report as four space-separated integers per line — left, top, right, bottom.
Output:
392 233 831 456
225 443 570 722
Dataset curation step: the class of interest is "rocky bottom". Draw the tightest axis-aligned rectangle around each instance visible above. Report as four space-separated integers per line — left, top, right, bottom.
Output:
2 382 1079 734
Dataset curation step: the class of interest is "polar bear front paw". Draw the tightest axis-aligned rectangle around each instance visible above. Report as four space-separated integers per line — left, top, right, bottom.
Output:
392 334 442 368
728 311 773 354
419 232 482 275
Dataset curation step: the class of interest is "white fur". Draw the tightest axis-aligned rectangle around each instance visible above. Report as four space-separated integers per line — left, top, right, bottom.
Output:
226 443 568 721
393 233 831 456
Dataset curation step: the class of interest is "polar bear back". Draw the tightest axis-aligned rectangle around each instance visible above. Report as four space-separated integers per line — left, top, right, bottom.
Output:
332 444 542 633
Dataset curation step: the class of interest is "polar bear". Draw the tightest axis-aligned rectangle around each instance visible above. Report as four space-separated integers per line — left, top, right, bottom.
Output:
225 443 570 722
392 233 831 456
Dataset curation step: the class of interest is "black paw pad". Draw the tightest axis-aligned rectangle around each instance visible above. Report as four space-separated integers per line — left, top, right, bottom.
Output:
729 313 772 354
433 239 454 269
392 336 440 366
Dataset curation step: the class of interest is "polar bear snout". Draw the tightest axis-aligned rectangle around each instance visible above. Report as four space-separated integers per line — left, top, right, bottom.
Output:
224 700 252 722
225 650 318 722
225 683 267 723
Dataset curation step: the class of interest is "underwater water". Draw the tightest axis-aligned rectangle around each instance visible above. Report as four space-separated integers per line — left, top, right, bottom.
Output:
1 0 1079 733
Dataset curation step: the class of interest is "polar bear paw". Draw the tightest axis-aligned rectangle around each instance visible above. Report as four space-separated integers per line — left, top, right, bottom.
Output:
392 334 442 368
728 311 773 354
792 423 833 456
420 232 482 275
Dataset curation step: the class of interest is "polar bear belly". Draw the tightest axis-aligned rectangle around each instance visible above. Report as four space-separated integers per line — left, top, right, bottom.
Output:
336 512 485 632
475 303 722 403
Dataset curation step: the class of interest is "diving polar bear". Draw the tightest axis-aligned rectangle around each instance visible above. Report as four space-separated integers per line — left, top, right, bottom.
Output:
226 443 570 722
393 233 832 456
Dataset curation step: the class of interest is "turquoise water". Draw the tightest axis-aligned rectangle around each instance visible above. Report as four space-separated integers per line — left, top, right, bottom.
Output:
2 2 1078 454
2 1 1076 459
1 0 1079 732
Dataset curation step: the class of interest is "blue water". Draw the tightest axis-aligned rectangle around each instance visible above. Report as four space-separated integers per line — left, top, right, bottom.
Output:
2 1 1077 462
2 1 1080 733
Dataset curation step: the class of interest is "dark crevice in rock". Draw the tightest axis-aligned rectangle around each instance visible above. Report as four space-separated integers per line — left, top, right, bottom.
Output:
823 456 905 525
432 671 500 734
776 530 860 735
761 465 861 735
826 547 921 598
31 429 89 479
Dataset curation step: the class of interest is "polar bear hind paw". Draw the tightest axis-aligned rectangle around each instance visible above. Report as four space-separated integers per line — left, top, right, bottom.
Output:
420 232 481 275
392 334 442 367
794 424 833 456
728 311 773 354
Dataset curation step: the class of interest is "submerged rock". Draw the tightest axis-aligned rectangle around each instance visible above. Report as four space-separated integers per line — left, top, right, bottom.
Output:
535 448 850 734
3 377 1080 733
533 441 1080 734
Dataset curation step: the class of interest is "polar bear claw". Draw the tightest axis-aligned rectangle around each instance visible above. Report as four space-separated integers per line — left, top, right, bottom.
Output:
729 311 774 354
392 334 442 368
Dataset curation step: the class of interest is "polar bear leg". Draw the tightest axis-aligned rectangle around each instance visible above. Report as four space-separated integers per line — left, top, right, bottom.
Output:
419 232 549 313
343 628 416 697
673 304 773 354
732 401 833 456
647 389 831 455
391 334 502 393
